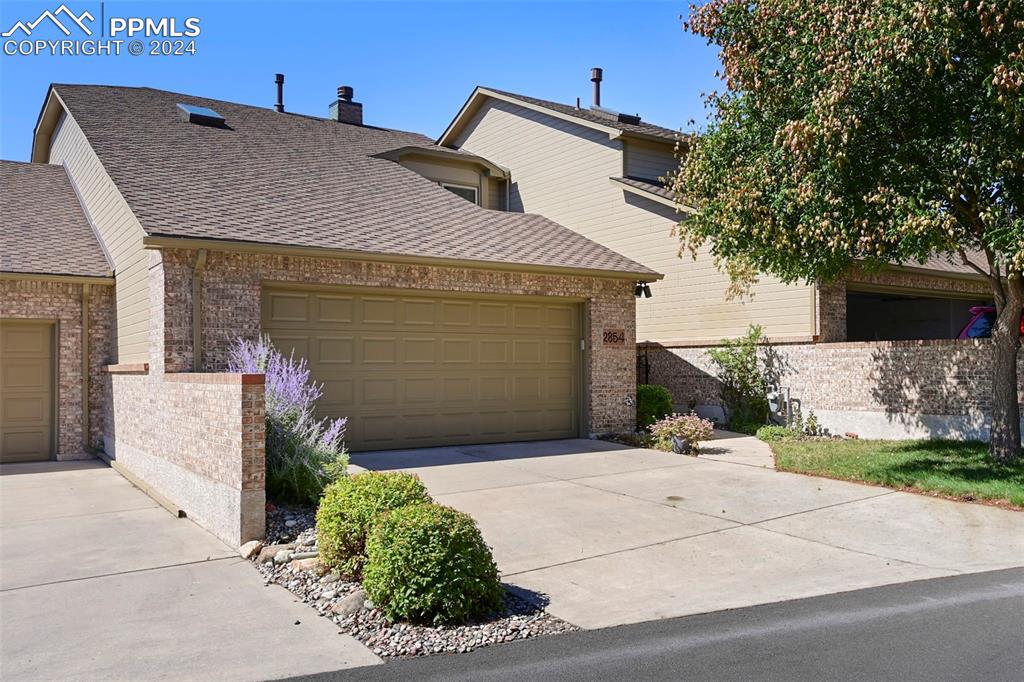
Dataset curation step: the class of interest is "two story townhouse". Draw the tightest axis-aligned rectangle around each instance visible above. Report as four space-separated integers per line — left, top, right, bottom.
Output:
1 82 657 545
440 74 1015 440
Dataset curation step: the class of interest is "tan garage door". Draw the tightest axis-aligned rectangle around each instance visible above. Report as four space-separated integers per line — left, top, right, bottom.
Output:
262 285 581 451
0 321 54 463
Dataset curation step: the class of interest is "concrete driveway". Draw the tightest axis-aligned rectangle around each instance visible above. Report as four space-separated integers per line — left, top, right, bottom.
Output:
0 460 379 681
352 434 1024 629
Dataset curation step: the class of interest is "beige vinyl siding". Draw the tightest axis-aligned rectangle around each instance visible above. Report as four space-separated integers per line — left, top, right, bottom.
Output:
624 139 678 182
454 100 814 342
398 156 484 205
487 177 506 211
48 111 150 363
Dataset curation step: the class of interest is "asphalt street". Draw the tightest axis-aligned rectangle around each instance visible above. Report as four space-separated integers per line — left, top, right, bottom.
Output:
282 568 1024 682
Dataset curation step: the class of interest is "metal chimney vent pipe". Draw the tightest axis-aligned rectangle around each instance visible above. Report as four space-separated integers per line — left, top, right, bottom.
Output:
590 67 603 107
338 85 354 102
274 73 285 113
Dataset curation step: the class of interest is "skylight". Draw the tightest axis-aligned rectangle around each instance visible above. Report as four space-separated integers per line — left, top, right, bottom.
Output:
176 103 226 127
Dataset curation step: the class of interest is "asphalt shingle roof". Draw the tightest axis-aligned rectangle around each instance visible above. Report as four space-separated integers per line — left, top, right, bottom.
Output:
484 88 686 143
0 160 110 277
611 176 675 200
52 85 657 278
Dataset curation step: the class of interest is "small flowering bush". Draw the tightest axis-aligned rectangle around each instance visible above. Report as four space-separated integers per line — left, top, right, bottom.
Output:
228 336 347 503
649 413 715 453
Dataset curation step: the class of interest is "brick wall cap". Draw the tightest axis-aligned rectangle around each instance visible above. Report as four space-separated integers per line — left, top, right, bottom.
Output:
163 372 265 385
104 363 149 374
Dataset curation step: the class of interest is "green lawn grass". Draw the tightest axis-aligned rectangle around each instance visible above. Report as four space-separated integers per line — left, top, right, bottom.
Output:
770 439 1024 508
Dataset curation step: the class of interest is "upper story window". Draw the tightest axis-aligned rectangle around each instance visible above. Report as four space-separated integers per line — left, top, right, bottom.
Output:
441 182 478 205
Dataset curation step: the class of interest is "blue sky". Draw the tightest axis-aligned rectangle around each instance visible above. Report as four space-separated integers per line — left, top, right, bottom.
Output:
0 1 720 161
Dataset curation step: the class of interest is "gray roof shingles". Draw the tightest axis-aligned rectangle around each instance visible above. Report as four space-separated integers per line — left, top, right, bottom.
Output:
52 84 657 278
0 160 111 277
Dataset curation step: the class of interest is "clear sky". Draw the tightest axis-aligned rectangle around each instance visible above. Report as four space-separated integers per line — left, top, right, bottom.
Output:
0 1 720 161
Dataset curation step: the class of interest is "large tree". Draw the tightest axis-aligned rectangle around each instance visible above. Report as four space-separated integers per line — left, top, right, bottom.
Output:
676 0 1023 460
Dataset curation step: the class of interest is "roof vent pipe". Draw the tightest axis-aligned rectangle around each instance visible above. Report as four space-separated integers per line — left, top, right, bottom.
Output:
274 73 285 113
590 67 603 107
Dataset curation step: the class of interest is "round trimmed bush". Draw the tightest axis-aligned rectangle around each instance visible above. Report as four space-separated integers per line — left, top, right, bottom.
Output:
316 472 431 577
636 384 673 429
363 503 504 625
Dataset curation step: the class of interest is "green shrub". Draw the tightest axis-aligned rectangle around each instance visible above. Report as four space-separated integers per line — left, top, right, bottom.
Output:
707 325 770 432
316 472 432 577
636 384 673 429
363 503 504 625
756 425 802 442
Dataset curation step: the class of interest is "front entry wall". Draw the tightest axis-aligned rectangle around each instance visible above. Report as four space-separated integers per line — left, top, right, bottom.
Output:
263 286 581 450
155 249 639 437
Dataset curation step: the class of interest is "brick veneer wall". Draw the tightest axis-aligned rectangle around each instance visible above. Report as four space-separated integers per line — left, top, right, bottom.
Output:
103 370 265 546
155 248 639 436
0 279 113 458
642 339 1023 441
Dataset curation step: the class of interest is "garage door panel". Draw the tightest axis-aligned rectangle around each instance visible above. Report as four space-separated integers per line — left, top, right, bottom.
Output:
362 298 397 324
441 339 473 363
4 396 47 422
362 338 397 363
402 299 436 326
403 338 436 364
263 287 580 451
316 296 354 323
266 292 310 323
478 303 508 328
513 305 542 328
404 378 437 402
317 337 354 364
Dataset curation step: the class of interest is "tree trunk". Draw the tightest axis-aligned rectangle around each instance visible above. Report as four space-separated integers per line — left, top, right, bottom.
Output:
989 272 1023 462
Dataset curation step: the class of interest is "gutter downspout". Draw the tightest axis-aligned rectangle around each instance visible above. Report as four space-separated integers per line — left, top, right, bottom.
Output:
192 249 207 371
81 283 90 451
506 171 511 212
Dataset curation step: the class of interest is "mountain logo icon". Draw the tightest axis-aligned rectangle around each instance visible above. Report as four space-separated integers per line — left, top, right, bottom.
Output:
2 4 95 38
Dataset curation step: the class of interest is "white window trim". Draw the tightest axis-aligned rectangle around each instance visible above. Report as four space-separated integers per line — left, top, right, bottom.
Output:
440 182 479 205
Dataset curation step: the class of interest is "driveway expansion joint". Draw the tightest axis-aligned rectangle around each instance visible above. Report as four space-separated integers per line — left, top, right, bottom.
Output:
1 555 236 593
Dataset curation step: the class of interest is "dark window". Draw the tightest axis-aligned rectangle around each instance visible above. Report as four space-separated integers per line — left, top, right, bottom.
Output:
845 291 990 341
441 183 478 205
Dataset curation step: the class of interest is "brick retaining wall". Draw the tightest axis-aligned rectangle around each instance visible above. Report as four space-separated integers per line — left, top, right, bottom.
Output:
103 369 265 546
642 339 1023 441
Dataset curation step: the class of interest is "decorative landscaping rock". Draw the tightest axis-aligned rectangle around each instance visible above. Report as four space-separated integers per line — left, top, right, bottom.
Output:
331 588 366 617
274 550 292 565
291 551 319 560
253 503 577 659
257 543 294 564
290 557 321 572
239 540 263 560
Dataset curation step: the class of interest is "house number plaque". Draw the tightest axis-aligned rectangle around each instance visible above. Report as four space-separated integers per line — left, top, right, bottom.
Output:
603 328 626 346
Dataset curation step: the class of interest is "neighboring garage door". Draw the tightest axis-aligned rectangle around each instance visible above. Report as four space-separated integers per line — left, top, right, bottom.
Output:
262 285 581 451
0 321 54 463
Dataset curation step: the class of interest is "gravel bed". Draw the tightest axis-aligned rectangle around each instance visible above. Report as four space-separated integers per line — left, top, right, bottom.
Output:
255 505 577 659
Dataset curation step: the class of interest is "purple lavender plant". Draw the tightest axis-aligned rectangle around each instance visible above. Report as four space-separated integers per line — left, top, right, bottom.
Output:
228 336 348 503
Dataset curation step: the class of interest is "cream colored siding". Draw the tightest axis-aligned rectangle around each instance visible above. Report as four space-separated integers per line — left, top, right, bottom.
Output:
398 156 483 205
487 177 506 211
624 139 678 181
48 111 149 362
455 100 814 342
